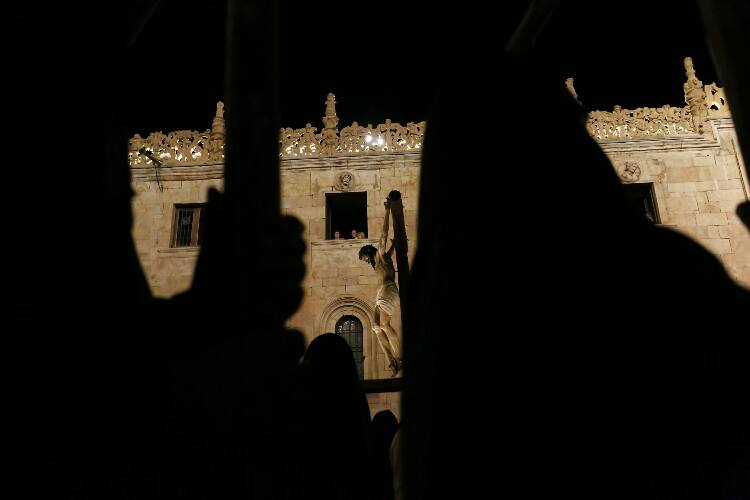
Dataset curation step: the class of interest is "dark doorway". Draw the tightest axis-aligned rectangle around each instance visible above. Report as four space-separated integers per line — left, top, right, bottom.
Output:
623 182 660 223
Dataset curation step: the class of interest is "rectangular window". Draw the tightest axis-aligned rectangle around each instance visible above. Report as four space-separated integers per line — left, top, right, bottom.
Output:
171 204 205 247
622 182 660 224
326 192 368 240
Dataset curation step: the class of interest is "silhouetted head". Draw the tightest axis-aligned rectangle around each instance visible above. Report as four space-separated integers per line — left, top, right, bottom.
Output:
359 244 377 269
372 409 399 449
302 333 360 386
351 229 359 239
334 230 341 239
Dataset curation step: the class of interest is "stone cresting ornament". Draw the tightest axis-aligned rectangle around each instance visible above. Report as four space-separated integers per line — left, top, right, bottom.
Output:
127 95 427 165
683 57 709 134
127 62 732 166
704 82 730 117
128 129 212 165
583 57 729 141
587 104 694 140
619 161 642 183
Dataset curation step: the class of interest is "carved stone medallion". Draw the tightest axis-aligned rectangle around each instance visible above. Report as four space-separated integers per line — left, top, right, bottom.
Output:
619 161 641 183
337 171 355 191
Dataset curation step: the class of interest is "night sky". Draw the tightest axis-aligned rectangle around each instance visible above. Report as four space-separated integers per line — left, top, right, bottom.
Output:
128 1 718 136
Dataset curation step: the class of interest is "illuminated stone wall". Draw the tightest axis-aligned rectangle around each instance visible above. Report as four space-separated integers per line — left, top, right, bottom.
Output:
130 164 223 297
130 62 750 417
603 119 750 286
130 152 419 418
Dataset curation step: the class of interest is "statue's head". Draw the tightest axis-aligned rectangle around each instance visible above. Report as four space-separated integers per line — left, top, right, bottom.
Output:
359 244 377 269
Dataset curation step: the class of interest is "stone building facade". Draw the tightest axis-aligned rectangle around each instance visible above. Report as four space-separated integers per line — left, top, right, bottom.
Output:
129 59 749 418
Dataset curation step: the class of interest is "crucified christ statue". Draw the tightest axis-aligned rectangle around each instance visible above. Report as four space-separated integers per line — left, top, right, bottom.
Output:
359 199 402 376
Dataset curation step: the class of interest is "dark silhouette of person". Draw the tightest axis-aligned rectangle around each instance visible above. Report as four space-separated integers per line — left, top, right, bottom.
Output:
371 409 399 500
8 2 307 499
404 48 750 500
287 333 374 500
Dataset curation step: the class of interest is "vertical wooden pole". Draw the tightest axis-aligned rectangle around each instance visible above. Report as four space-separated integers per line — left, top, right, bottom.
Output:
388 190 410 337
223 2 285 498
225 0 281 312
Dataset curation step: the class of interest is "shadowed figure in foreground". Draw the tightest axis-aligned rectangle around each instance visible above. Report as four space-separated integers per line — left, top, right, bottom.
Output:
288 333 374 500
371 409 399 500
8 2 306 499
404 50 750 500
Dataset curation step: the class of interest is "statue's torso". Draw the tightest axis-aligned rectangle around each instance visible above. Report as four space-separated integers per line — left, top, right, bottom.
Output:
376 252 396 283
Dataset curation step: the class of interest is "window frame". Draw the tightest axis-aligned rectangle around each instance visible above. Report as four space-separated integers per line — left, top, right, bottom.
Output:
623 181 661 224
170 203 205 248
335 315 365 379
325 191 369 240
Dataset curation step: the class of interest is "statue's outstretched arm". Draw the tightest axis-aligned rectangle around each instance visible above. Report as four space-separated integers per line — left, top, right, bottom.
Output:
379 200 391 253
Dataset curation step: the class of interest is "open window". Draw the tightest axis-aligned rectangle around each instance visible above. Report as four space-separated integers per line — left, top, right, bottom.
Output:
622 182 660 223
326 192 368 240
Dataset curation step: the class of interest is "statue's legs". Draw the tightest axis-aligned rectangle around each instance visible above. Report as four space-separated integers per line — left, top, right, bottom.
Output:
374 307 401 375
378 311 401 360
379 310 402 376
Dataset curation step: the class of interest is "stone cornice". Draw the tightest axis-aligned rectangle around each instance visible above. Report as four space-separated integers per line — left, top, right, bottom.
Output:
598 117 733 154
131 162 224 183
281 150 422 171
130 153 423 183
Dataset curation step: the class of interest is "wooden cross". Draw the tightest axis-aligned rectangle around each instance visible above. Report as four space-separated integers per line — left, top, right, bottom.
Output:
387 189 410 340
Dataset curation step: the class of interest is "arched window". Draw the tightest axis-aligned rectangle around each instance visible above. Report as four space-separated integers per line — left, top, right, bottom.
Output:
336 315 364 379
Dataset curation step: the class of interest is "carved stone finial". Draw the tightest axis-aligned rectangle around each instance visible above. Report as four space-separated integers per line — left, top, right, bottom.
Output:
211 101 226 141
320 93 339 154
323 93 339 129
683 57 708 133
685 57 704 80
565 77 581 104
206 101 226 159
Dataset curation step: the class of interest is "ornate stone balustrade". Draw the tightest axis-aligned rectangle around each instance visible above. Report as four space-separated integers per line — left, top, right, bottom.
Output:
129 94 425 166
128 129 222 165
587 105 695 140
579 57 731 141
279 118 427 157
128 58 730 166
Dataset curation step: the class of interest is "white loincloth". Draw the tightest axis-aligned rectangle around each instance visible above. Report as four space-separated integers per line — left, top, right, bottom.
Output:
376 281 400 317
